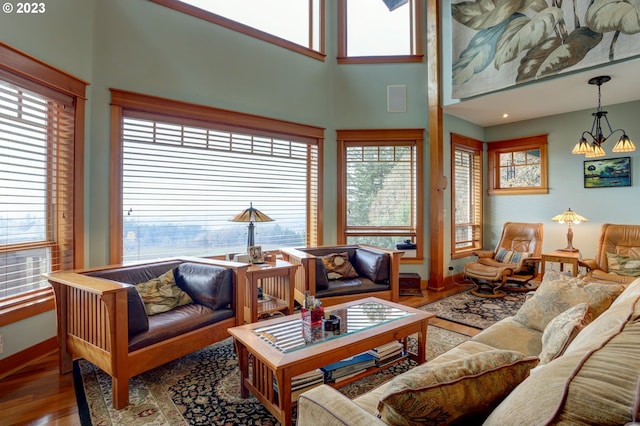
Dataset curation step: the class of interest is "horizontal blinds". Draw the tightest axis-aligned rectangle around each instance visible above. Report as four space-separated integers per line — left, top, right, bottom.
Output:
453 147 481 250
122 116 318 262
0 77 75 298
344 143 416 248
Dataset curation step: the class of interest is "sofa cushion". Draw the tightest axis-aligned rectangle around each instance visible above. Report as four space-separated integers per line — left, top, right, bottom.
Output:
484 292 640 426
174 262 233 310
376 349 539 425
539 303 591 365
471 316 543 357
607 252 640 277
353 248 390 283
322 252 358 280
135 269 193 316
513 271 624 332
124 284 149 336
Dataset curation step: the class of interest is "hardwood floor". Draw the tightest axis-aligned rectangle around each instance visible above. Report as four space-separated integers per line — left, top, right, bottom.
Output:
0 283 477 426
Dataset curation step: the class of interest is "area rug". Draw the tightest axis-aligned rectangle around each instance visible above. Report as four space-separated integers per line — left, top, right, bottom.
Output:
74 326 469 426
420 289 528 330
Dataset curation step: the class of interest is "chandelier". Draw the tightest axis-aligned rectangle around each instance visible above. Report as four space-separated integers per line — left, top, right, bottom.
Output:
571 75 636 158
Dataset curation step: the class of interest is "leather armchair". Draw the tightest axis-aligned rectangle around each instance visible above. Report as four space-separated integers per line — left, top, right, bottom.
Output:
579 223 640 285
463 222 543 298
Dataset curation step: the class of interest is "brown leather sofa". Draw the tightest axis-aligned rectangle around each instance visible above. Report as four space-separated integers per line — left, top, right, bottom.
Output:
45 257 248 409
280 245 402 306
579 223 640 285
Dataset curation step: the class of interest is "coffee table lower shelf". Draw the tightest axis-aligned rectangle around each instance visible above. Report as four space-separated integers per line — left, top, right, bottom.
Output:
229 297 434 426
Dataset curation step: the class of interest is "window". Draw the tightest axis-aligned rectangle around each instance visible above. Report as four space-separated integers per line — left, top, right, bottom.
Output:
110 90 323 264
451 133 483 257
337 129 423 259
488 134 548 195
151 0 325 61
338 0 423 64
0 43 86 308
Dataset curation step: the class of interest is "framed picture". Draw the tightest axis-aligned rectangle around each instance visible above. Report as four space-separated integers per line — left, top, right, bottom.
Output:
584 157 631 188
248 245 264 264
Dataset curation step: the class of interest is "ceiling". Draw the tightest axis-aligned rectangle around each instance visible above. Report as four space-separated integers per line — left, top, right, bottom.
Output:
442 59 640 128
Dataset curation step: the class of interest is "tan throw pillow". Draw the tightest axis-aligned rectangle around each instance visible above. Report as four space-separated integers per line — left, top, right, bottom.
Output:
135 269 193 315
322 252 358 280
606 252 640 277
377 350 539 425
539 303 591 364
513 271 624 332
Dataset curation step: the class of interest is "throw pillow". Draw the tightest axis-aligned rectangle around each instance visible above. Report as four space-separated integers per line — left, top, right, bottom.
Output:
494 248 531 263
513 271 624 332
539 303 591 365
606 252 640 277
135 269 193 315
322 252 358 280
377 350 539 425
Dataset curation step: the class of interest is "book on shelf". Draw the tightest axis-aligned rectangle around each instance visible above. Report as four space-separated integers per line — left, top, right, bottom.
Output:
320 352 376 381
367 340 403 358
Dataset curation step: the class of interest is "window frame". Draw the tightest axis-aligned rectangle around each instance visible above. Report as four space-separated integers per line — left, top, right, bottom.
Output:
451 133 483 258
337 0 424 64
109 89 324 264
149 0 326 62
488 134 548 196
0 41 86 323
336 128 424 261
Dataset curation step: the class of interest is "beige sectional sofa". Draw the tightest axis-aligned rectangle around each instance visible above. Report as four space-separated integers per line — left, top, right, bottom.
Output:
297 271 640 425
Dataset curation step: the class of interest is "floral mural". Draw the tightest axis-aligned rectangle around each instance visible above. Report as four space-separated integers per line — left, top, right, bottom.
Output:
451 0 640 99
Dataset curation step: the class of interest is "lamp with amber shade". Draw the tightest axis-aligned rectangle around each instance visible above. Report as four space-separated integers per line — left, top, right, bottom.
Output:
229 202 274 252
551 208 588 252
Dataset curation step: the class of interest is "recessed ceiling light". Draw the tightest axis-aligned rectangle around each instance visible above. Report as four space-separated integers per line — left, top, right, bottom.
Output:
502 113 509 118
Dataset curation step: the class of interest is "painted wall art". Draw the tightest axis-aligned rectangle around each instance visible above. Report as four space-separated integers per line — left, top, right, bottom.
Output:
451 0 640 99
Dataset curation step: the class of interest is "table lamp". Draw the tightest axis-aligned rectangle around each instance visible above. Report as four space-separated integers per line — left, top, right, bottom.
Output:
551 208 588 252
230 202 274 252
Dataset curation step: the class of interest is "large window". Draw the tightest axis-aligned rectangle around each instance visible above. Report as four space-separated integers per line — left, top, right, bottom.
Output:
337 129 423 260
338 0 423 63
0 43 85 308
451 133 483 257
110 90 323 264
151 0 325 61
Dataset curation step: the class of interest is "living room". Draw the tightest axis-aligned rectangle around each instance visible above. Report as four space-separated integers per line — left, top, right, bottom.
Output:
1 0 640 424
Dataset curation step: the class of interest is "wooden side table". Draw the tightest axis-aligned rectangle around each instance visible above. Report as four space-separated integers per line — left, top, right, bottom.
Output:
541 251 581 277
244 259 297 323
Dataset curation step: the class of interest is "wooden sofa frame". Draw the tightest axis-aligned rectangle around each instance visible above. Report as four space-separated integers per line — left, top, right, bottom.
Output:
45 257 249 409
280 245 403 306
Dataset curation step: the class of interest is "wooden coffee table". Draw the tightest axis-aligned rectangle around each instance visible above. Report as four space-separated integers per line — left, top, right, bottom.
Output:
228 297 434 426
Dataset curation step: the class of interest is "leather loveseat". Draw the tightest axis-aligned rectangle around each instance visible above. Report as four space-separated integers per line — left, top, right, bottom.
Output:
280 245 402 306
45 257 248 409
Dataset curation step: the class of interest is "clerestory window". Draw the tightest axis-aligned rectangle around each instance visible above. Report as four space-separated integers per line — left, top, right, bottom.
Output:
338 0 423 64
150 0 326 61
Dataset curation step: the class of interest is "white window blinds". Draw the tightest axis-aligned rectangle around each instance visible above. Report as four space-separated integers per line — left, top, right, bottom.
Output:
121 113 319 263
0 73 76 298
452 142 482 253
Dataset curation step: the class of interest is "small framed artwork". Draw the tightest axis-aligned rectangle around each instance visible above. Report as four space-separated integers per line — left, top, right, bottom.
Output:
249 245 264 264
584 157 631 188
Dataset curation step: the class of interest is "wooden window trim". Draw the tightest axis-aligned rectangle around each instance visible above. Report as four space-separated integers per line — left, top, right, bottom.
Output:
110 89 324 264
336 128 424 261
0 41 86 325
451 133 483 258
488 134 548 196
337 0 423 64
149 0 326 62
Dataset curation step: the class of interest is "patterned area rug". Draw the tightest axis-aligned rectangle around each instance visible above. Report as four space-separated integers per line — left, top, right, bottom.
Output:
420 289 528 329
74 326 469 425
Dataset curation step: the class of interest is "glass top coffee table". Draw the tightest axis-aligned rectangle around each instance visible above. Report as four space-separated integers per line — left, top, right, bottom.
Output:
228 297 434 426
